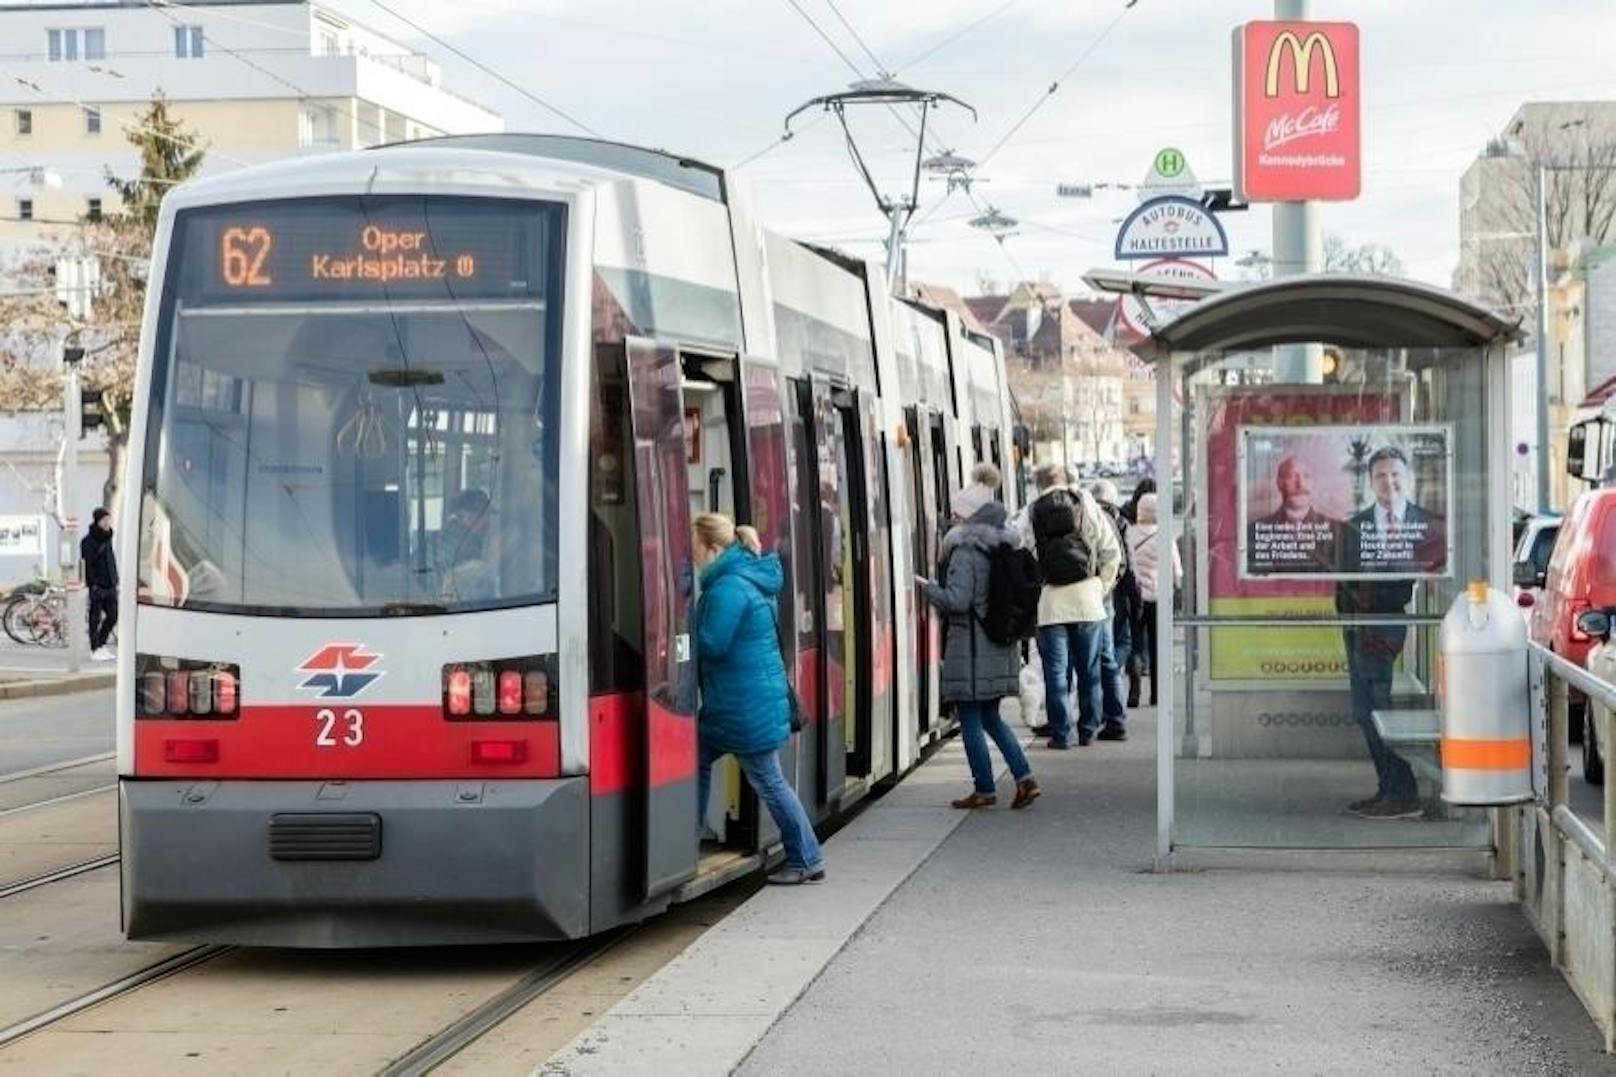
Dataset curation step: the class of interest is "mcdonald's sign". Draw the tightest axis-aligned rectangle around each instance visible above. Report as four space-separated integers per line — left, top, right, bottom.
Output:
1233 20 1360 202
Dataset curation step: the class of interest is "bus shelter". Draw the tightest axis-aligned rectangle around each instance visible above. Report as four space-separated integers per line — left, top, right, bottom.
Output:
1143 275 1522 862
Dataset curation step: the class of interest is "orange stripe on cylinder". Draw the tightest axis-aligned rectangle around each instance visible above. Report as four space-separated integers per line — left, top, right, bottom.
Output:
1440 737 1531 771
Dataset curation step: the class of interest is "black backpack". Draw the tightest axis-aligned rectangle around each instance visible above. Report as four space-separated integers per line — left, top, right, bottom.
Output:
979 542 1042 645
1030 490 1095 585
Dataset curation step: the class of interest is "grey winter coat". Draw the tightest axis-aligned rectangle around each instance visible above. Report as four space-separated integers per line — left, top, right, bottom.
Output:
921 501 1022 703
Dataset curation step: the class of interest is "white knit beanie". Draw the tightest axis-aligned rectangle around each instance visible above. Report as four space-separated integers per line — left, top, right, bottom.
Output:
953 482 993 521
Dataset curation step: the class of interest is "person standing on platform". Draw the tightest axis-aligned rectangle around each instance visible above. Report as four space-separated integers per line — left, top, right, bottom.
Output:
1017 463 1120 748
918 463 1040 810
1125 493 1179 708
81 508 118 661
691 512 826 883
1090 480 1138 735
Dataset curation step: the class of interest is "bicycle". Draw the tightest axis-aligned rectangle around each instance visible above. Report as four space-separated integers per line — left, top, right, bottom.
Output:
2 585 68 648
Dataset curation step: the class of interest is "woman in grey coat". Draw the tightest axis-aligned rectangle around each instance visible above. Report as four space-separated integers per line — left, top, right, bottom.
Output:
917 464 1040 810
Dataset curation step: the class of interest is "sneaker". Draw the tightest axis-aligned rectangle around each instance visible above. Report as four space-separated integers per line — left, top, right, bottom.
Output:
1029 723 1054 738
1352 798 1422 820
1077 733 1095 747
1096 724 1128 742
1044 738 1071 750
90 647 113 662
1346 795 1383 814
766 866 826 885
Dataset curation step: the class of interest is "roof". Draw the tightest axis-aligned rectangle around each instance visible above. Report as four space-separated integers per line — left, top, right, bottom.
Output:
909 281 988 334
1146 274 1523 359
1581 372 1616 410
963 295 1008 328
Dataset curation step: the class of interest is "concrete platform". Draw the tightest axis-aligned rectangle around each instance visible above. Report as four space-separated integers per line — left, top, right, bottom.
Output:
544 708 1615 1076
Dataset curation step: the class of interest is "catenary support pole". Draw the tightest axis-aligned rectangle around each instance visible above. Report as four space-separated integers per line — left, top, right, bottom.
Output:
61 347 83 674
1154 353 1175 865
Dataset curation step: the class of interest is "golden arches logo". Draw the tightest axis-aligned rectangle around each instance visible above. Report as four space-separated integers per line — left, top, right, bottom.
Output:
1264 30 1339 98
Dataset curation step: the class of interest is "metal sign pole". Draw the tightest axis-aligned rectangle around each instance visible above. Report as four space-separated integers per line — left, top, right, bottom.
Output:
61 352 83 673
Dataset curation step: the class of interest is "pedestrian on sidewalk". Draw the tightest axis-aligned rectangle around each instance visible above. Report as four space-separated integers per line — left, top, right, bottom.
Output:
918 463 1040 810
1125 493 1180 707
690 512 826 884
1015 463 1120 748
81 508 117 661
1122 476 1156 525
1090 480 1137 736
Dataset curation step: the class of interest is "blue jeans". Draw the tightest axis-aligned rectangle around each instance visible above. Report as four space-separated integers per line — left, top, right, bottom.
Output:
698 742 824 872
1037 621 1105 744
956 699 1032 794
1099 604 1128 728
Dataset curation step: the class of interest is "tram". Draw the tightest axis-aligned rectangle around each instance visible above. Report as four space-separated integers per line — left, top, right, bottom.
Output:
116 135 1017 947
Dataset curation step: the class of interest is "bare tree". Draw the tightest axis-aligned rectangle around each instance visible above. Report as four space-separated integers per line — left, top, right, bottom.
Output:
1474 127 1616 338
0 95 204 512
1323 233 1405 276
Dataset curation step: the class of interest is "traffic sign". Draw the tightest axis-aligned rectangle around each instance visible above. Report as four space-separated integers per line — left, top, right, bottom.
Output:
1139 147 1203 202
1114 196 1229 260
1116 258 1218 337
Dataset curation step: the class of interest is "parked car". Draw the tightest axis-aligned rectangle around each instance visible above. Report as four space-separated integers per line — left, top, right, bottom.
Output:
1530 490 1616 744
1511 514 1561 620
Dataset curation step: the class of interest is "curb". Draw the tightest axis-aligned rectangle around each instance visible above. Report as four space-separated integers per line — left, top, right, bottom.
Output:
0 673 116 701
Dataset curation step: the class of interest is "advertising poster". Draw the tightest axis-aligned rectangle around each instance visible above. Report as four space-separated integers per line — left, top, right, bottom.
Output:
1205 388 1402 681
1240 425 1452 580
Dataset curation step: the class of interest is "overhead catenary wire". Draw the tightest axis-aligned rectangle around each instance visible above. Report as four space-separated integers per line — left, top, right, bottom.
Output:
893 0 1023 76
975 0 1139 170
823 0 889 77
363 0 602 137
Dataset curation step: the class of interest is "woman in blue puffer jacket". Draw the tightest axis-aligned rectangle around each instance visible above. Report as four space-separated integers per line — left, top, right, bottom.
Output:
693 512 825 885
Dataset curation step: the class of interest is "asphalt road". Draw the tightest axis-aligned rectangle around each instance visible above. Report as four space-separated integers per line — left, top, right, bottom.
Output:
0 689 114 776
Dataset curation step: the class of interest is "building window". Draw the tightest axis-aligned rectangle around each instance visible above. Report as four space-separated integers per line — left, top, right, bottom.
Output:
85 28 104 60
14 109 31 136
174 25 204 59
319 30 339 56
84 106 101 135
86 197 102 222
17 198 32 222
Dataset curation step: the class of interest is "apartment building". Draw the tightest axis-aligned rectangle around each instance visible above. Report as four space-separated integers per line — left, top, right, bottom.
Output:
0 0 502 247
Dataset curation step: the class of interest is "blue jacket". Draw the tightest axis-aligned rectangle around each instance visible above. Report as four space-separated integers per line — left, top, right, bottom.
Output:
694 545 790 756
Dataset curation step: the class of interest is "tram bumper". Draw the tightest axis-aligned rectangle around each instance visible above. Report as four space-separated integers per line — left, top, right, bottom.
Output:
120 778 589 948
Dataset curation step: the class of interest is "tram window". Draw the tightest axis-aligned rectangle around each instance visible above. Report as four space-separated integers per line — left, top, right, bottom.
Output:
588 345 644 693
139 305 559 615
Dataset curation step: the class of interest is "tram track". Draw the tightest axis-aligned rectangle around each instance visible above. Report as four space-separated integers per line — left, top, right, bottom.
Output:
0 852 119 900
0 752 115 784
0 782 117 819
0 945 233 1051
379 928 638 1077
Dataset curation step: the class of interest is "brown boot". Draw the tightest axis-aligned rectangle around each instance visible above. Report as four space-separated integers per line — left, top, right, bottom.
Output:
1011 778 1041 810
951 791 997 809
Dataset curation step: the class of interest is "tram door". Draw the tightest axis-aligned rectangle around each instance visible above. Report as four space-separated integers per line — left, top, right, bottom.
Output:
795 381 873 806
908 408 941 736
623 337 698 898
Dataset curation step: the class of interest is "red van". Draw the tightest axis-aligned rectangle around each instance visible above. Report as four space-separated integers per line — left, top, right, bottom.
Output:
1530 488 1616 740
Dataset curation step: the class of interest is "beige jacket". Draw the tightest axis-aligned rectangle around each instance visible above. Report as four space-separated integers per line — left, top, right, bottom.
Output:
1015 485 1120 625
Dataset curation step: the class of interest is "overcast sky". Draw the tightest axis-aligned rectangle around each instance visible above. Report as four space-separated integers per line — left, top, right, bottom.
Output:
335 0 1616 297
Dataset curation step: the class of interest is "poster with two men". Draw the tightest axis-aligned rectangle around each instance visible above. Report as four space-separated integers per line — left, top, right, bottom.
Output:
1239 425 1452 580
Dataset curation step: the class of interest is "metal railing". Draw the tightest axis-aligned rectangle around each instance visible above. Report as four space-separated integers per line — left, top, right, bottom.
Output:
1532 642 1615 874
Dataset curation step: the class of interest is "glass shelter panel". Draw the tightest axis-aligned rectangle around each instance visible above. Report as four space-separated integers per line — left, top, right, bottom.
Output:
1168 346 1494 850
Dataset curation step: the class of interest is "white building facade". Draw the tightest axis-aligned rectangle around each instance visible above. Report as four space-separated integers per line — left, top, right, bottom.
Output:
0 0 502 247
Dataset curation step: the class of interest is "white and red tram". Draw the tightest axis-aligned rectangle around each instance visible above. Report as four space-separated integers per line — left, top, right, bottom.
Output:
116 135 1019 946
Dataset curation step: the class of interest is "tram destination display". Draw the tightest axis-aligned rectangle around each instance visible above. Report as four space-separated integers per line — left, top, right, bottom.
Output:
1239 424 1452 580
178 196 559 304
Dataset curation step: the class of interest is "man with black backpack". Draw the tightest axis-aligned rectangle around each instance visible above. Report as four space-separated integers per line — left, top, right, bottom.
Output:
1016 462 1120 748
1092 480 1141 739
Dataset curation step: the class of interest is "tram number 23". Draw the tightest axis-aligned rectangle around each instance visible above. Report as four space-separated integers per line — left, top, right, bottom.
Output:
314 708 364 748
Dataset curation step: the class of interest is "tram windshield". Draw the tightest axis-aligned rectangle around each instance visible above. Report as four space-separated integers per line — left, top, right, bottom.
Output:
137 195 567 617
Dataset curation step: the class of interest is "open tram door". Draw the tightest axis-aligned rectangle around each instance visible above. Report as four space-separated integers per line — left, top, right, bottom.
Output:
619 336 753 897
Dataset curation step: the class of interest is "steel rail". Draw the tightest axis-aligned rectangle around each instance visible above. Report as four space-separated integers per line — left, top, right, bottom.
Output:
0 783 117 819
379 928 636 1077
0 945 232 1050
0 853 119 900
0 753 114 784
